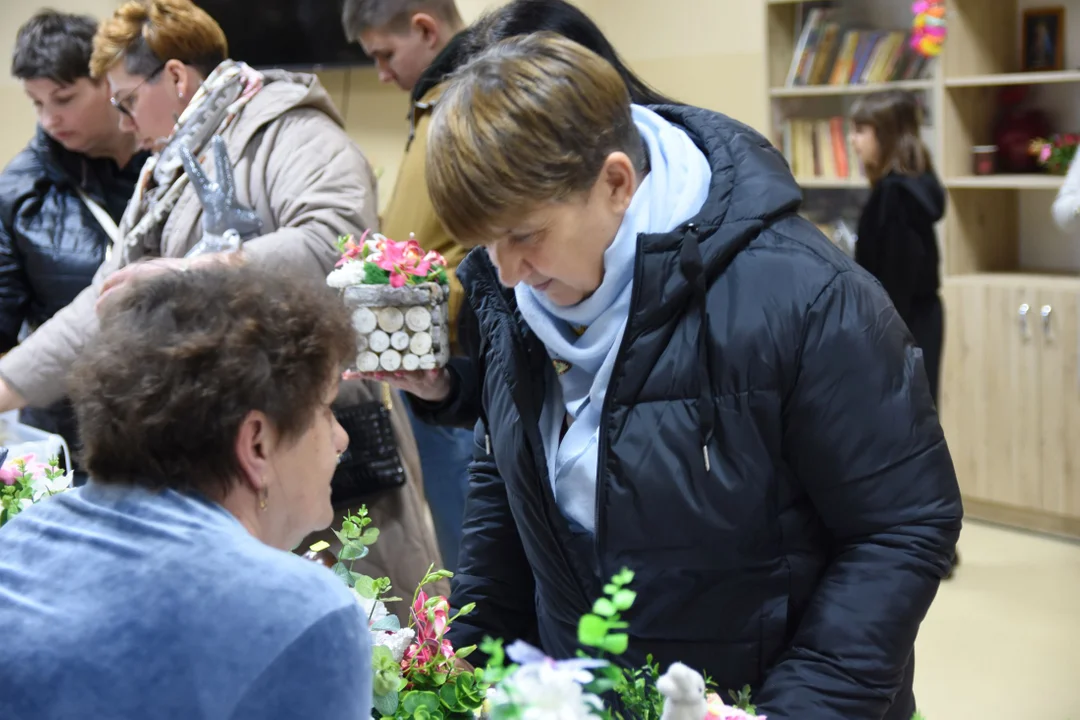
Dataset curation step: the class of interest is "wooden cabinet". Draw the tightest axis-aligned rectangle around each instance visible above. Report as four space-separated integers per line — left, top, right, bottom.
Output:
941 274 1080 534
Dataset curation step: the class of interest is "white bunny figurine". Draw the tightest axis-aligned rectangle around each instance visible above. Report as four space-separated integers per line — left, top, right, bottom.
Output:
657 662 708 720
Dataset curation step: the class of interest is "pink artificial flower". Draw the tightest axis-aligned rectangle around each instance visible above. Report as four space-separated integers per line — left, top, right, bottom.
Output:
423 250 446 268
1040 145 1053 163
335 229 371 267
0 464 18 486
705 693 767 720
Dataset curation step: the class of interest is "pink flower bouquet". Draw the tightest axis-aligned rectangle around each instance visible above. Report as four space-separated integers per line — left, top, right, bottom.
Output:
0 452 73 527
329 230 448 289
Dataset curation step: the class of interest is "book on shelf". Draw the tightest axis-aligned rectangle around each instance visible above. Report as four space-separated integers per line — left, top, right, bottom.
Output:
785 4 933 87
780 116 866 181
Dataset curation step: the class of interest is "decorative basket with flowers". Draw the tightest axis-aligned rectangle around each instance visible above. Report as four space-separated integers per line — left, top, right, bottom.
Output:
327 231 452 373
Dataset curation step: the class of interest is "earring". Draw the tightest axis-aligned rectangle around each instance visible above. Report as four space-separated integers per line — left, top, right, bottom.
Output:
178 90 184 100
258 486 269 511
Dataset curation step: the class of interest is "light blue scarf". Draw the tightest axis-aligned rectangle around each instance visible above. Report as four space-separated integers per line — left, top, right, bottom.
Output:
515 105 712 533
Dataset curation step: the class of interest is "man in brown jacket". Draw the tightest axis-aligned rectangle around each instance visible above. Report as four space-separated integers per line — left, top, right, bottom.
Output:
343 0 474 572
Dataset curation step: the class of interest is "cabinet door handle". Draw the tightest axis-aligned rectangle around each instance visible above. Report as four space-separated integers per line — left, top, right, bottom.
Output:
1019 303 1031 340
1042 305 1054 342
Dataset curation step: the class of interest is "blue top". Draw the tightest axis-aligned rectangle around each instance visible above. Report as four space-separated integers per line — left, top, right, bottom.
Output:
0 481 371 719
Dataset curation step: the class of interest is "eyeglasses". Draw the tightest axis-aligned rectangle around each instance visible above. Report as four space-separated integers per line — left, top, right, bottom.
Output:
110 63 167 118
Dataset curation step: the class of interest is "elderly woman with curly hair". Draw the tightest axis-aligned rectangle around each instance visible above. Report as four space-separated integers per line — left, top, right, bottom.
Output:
0 264 371 719
0 0 444 612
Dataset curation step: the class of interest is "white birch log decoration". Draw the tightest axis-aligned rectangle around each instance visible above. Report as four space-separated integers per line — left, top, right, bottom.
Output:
409 331 433 355
357 351 380 373
379 349 402 372
339 282 451 370
377 307 405 333
369 330 391 353
405 306 432 332
352 307 377 334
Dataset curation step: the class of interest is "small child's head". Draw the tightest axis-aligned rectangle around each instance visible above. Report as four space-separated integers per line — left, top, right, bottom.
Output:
850 91 933 184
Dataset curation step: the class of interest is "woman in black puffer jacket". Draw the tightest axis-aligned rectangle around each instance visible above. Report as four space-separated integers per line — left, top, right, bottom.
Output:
423 34 963 720
0 11 145 472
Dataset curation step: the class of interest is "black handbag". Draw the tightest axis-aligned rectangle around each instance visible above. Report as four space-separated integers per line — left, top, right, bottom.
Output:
330 400 406 507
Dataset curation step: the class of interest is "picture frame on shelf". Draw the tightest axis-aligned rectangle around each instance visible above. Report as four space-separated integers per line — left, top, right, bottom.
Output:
1021 6 1065 72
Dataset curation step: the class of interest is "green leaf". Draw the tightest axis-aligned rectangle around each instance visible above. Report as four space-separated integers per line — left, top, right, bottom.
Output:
612 568 635 586
353 575 378 599
331 563 352 586
438 683 458 708
402 691 441 714
578 613 609 648
370 615 401 632
373 691 399 717
454 644 476 661
364 263 391 285
612 589 637 612
602 632 629 655
360 527 381 545
338 544 363 561
341 520 360 539
592 597 617 618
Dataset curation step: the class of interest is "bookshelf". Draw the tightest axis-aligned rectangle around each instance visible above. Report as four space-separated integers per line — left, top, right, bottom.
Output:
764 0 1080 538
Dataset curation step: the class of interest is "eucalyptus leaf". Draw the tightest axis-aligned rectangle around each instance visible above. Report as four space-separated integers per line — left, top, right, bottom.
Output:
353 575 378 599
360 527 381 545
592 597 617 618
578 613 609 647
332 563 352 585
602 633 629 655
612 589 637 611
338 544 362 561
370 615 401 632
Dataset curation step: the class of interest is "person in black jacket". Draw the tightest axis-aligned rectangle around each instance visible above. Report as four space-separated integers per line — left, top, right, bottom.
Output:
387 0 679 430
0 10 145 475
422 34 962 720
851 91 946 403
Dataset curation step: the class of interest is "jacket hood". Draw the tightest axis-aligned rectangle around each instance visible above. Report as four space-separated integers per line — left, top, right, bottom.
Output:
241 69 345 133
631 104 802 319
882 171 946 223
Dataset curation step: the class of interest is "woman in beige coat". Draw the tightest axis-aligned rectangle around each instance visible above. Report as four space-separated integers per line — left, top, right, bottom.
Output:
0 0 444 607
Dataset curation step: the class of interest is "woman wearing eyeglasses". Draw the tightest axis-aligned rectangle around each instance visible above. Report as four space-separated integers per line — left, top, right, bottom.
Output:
0 10 147 479
0 0 443 610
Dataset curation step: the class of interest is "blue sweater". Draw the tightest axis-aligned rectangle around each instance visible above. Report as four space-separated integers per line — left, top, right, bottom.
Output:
0 481 371 719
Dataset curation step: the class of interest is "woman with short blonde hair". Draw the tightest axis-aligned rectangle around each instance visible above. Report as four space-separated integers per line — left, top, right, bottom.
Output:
429 33 962 720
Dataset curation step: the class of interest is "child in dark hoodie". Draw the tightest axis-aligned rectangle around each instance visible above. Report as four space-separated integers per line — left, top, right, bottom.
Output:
850 91 946 403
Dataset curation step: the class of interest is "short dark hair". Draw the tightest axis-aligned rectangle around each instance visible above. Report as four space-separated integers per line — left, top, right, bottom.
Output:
342 0 463 41
12 10 99 85
70 263 356 498
464 0 677 107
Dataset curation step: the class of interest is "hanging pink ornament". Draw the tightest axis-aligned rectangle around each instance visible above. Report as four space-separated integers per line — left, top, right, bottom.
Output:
912 0 947 57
